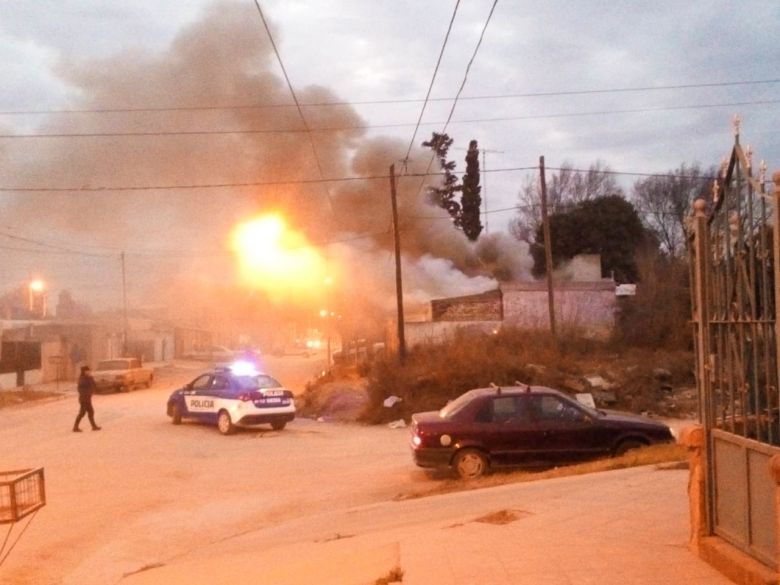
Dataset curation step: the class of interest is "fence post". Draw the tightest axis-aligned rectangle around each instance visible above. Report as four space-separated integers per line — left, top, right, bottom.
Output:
692 198 714 536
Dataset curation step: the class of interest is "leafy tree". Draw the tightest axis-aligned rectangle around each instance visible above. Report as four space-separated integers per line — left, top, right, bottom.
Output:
530 195 648 282
422 132 483 241
632 163 714 256
422 132 460 217
460 140 483 240
512 161 623 244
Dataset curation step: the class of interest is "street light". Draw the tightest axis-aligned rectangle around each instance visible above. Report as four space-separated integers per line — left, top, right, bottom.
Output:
28 279 46 317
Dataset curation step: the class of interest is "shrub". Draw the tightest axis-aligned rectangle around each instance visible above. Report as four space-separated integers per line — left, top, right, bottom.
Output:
362 329 568 423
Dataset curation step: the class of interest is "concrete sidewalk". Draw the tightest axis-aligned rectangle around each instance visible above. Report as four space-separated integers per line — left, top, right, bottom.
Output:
123 465 733 585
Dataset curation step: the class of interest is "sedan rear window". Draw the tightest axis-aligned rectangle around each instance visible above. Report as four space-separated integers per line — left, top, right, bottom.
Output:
440 389 481 419
233 374 283 390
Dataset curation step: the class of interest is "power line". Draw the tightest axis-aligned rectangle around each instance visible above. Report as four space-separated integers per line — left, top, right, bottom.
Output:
0 165 755 196
402 0 461 167
2 79 777 117
0 230 112 257
251 0 333 213
410 0 499 208
0 166 538 193
6 97 776 140
441 0 498 135
0 227 391 259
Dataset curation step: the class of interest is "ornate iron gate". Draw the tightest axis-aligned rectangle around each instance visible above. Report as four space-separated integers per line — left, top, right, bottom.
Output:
690 121 780 568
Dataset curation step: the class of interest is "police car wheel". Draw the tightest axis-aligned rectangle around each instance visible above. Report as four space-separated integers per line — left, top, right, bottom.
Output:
271 420 287 431
171 404 182 425
217 410 235 435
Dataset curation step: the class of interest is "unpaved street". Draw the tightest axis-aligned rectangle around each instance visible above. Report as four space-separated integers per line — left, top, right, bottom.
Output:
1 360 421 585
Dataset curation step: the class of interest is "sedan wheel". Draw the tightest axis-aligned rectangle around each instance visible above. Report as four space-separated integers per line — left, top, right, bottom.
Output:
217 410 235 435
271 420 287 431
453 448 488 479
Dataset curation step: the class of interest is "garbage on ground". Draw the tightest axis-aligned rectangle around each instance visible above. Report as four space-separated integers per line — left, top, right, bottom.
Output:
383 395 402 408
387 419 406 429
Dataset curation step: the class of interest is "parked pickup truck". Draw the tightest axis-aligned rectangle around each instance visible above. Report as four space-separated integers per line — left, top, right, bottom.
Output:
93 357 154 392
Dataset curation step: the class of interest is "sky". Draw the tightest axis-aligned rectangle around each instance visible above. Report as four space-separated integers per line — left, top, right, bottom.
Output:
0 0 778 321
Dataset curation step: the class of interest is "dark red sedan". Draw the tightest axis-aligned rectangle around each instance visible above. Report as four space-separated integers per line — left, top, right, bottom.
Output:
410 384 675 479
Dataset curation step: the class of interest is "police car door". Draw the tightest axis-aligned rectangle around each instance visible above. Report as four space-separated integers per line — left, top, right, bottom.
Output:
184 374 217 420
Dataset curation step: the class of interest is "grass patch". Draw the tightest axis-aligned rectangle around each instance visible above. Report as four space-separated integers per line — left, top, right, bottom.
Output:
360 329 695 424
0 389 62 409
395 443 687 500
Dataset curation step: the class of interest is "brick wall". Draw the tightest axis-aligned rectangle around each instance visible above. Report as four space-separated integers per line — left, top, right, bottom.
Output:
431 289 502 322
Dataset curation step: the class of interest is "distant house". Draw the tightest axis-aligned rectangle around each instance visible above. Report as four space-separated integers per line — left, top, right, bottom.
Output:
403 254 624 347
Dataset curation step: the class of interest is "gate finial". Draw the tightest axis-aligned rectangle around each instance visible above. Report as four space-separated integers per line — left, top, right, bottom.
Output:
693 198 707 218
711 181 720 205
732 114 742 139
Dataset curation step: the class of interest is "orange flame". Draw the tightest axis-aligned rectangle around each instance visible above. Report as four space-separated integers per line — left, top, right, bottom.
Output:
230 214 327 303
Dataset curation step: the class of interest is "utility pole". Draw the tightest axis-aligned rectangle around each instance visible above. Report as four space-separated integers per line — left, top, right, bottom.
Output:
121 251 129 356
539 156 557 341
389 164 407 364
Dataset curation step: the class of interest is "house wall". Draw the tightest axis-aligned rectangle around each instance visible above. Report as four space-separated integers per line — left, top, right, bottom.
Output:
502 281 616 337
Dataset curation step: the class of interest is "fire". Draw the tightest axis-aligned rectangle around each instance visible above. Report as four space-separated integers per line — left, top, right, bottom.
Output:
230 214 327 302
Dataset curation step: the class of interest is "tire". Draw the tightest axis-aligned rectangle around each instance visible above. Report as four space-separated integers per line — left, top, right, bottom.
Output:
171 404 182 425
217 410 235 435
271 420 287 431
453 448 489 479
615 439 646 456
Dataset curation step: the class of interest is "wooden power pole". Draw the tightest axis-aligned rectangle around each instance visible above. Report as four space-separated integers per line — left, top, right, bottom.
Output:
389 164 407 363
121 251 129 355
539 156 557 341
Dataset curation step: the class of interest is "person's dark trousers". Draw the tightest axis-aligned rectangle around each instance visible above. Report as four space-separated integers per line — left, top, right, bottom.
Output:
73 399 100 431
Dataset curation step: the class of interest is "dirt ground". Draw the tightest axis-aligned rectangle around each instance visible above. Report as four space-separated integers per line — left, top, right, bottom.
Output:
0 360 423 585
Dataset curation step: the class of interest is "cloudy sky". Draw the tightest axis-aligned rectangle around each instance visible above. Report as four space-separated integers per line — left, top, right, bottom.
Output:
0 0 778 315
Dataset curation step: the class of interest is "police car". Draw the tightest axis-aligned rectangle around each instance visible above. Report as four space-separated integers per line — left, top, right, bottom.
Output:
166 362 295 434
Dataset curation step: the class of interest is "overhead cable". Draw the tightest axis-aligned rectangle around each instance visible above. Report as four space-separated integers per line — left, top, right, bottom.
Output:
2 79 777 116
402 0 461 167
7 97 777 140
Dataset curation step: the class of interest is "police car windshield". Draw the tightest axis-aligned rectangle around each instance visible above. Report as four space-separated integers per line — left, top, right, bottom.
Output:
233 374 282 390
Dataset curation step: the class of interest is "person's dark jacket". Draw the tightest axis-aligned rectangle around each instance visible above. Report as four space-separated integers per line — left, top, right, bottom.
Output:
77 373 97 402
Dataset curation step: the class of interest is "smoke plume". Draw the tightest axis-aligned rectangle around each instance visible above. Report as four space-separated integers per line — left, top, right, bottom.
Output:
0 1 531 338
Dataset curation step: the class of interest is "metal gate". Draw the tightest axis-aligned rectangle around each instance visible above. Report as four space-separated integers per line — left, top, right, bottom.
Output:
690 121 780 568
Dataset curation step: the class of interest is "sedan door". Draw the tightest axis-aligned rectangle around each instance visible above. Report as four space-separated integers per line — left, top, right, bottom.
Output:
183 374 217 420
527 394 612 463
473 395 540 466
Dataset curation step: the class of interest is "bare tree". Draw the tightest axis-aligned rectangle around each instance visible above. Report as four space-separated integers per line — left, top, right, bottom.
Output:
632 163 714 256
511 160 623 243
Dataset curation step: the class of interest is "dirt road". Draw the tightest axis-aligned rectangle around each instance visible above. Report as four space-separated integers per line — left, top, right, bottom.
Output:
1 362 421 585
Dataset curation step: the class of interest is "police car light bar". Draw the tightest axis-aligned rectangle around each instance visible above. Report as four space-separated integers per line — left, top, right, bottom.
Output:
228 360 259 376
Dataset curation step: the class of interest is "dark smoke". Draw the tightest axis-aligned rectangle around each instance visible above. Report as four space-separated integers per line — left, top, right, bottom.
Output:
0 1 531 334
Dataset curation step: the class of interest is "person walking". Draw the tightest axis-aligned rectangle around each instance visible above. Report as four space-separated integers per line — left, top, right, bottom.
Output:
73 365 101 432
